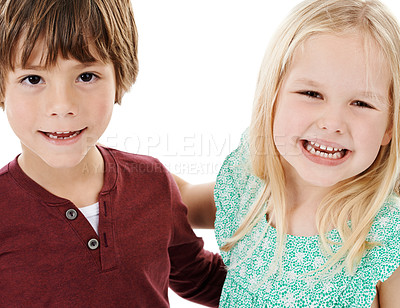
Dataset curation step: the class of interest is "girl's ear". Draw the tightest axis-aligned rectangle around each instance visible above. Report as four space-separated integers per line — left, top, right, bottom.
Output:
381 127 392 146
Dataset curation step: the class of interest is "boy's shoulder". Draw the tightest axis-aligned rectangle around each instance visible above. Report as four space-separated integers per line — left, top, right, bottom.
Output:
103 146 165 169
0 158 15 180
0 159 19 198
0 162 9 177
100 146 169 179
101 146 177 199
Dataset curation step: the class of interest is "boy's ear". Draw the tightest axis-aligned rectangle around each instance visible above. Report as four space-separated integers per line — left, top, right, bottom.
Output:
115 90 127 104
115 90 124 104
381 127 392 146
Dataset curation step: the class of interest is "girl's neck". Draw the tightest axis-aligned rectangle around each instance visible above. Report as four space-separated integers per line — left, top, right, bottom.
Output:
18 146 104 208
282 166 337 236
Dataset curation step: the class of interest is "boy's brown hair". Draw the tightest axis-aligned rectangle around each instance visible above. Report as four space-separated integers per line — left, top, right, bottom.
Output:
0 0 138 108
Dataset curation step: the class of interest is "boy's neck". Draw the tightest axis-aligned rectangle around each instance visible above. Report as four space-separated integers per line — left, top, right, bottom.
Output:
17 145 105 208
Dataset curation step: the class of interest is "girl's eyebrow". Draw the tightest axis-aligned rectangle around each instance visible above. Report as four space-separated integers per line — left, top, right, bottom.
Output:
291 78 322 88
292 78 387 103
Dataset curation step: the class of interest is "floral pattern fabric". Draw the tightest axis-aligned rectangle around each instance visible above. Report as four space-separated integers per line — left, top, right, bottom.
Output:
214 130 400 307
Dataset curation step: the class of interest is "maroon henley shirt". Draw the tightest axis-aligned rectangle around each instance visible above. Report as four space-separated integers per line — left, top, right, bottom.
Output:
0 146 226 307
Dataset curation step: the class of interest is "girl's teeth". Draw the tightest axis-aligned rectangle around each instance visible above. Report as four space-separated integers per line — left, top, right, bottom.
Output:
305 141 345 159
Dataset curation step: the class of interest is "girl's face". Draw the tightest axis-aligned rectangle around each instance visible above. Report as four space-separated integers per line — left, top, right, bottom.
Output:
273 33 392 189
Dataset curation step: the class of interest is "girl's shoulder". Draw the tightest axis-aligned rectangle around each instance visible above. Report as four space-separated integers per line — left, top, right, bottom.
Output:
214 128 255 212
369 194 400 242
343 194 400 306
214 129 264 261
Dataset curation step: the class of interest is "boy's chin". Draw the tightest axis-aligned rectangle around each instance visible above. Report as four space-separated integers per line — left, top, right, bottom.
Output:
41 146 103 171
42 153 88 170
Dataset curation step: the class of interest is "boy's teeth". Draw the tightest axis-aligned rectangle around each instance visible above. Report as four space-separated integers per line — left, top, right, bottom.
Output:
45 130 81 140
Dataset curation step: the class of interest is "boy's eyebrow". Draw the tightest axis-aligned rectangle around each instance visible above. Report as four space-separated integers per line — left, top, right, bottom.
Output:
73 61 103 69
16 65 47 71
16 61 102 71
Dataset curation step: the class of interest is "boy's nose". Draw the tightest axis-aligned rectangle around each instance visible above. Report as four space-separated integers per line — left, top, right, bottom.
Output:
45 85 78 117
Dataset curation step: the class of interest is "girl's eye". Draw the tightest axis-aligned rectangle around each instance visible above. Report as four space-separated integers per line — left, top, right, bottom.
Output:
78 73 97 83
300 91 322 99
22 75 43 85
352 101 373 109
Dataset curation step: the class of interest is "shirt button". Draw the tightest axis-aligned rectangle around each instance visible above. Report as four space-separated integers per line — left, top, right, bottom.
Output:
88 238 99 250
65 209 78 220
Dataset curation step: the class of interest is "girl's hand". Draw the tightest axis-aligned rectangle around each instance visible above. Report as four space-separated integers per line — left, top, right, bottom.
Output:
172 174 216 229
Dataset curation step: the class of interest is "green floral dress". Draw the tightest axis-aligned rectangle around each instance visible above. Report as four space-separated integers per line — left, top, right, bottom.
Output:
214 131 400 307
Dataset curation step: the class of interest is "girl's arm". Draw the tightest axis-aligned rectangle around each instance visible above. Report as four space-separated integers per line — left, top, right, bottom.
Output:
376 265 400 307
172 174 216 229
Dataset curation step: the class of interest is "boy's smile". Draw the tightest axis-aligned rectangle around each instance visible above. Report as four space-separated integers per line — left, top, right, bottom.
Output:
273 33 392 189
40 129 86 141
3 41 116 171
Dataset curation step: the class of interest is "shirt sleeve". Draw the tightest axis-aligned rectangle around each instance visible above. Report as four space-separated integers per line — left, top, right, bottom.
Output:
214 129 252 267
341 196 400 307
166 169 227 308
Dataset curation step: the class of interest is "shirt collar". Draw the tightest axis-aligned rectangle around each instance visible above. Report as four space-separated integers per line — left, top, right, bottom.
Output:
7 145 118 206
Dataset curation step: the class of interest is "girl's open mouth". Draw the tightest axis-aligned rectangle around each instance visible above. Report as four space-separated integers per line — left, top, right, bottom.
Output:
302 140 349 161
303 140 347 159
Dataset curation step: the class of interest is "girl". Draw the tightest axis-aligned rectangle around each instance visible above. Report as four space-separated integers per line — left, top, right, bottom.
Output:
175 0 400 306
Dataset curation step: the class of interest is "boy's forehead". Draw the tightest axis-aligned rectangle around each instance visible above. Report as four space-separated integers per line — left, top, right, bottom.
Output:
14 37 46 67
14 33 104 69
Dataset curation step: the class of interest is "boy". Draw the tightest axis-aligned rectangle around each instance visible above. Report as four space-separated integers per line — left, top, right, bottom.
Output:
0 0 226 307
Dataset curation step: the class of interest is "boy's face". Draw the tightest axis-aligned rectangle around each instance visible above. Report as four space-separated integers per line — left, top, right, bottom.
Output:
3 41 116 169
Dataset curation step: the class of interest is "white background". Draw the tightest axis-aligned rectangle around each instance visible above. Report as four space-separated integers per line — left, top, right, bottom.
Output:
0 1 399 307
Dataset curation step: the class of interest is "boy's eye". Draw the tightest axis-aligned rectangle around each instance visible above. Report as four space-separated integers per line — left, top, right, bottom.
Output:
78 73 96 83
22 75 43 85
352 101 373 109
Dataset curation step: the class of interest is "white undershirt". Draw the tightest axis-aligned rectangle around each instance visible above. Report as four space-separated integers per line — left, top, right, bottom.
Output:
78 202 99 234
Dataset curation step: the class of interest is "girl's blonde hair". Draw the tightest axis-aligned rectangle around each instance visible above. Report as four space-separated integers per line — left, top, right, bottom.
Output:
222 0 400 274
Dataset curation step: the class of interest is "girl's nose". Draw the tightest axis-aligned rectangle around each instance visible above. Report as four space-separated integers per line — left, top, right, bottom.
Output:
316 110 347 134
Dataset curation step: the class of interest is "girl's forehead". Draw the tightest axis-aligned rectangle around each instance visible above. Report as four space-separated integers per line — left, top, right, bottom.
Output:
295 32 387 65
283 32 392 107
289 32 390 85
